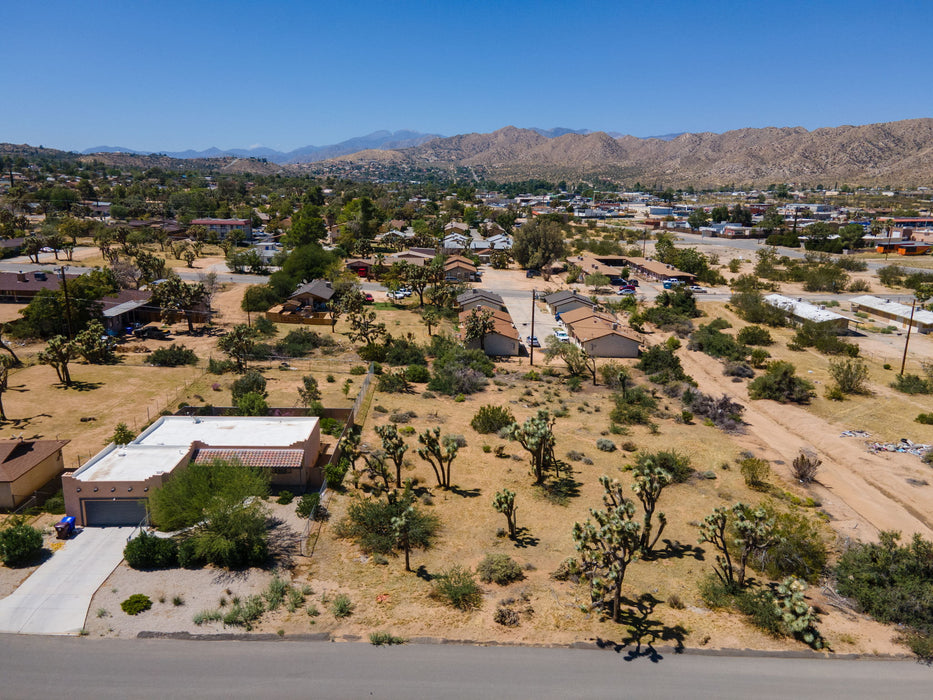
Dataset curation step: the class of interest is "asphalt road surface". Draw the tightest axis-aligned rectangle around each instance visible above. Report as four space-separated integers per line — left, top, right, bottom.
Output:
0 635 929 699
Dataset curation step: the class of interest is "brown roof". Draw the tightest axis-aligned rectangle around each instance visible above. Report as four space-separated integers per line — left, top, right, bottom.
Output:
623 256 696 280
444 259 476 272
0 271 80 294
193 448 304 469
459 306 519 340
573 325 642 343
560 307 616 326
459 306 512 325
0 439 69 483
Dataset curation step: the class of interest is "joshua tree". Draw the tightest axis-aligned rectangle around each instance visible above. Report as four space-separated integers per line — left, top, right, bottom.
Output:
492 489 517 539
416 427 460 490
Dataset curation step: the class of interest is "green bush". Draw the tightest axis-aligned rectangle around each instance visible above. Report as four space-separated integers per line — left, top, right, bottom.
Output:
404 364 431 383
336 492 439 555
384 337 426 366
736 325 773 346
231 370 267 401
431 565 483 610
748 361 815 404
296 492 320 519
349 365 367 375
149 344 199 367
0 517 43 566
324 458 349 489
207 358 237 374
891 373 932 395
377 370 412 394
42 491 66 515
331 593 354 618
610 386 658 426
427 336 494 395
320 417 344 437
749 505 827 583
689 320 748 361
124 531 179 570
223 595 265 629
635 346 689 382
476 554 525 585
595 438 616 452
739 457 770 489
370 631 406 645
470 405 516 434
916 413 933 425
637 450 693 483
120 594 153 616
274 328 335 357
276 490 295 505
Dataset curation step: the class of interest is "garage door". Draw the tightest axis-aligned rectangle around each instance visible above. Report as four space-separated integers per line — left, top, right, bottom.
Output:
83 499 147 527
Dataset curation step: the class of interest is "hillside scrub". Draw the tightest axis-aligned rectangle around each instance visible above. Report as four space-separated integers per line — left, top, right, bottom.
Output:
748 362 815 404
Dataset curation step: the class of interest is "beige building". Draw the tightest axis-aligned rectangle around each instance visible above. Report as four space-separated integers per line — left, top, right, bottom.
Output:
0 439 69 510
63 416 321 527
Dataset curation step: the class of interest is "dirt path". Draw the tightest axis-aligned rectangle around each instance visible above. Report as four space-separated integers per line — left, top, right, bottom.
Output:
678 348 933 544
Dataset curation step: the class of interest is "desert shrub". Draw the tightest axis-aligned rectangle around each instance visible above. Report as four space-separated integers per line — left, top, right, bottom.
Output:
235 392 268 416
792 322 859 356
748 361 815 404
750 504 828 583
791 451 822 484
388 409 417 424
276 490 295 505
699 576 783 637
739 457 770 489
595 438 616 452
731 291 787 327
337 493 439 555
124 531 179 570
683 390 744 431
231 370 267 401
431 566 483 610
427 336 494 396
835 531 933 653
637 449 693 483
635 346 688 382
494 606 521 627
369 631 406 645
404 364 431 383
223 595 265 629
377 370 412 394
251 316 277 337
916 413 933 425
149 343 198 367
689 320 748 361
274 328 335 357
610 386 658 426
470 405 516 434
891 373 933 395
319 417 344 437
748 347 771 369
349 365 367 375
208 357 237 374
323 459 349 490
847 279 871 292
42 491 66 515
0 518 43 566
598 361 628 389
476 553 525 585
296 492 320 519
736 325 773 346
330 593 354 618
120 594 152 616
384 337 426 366
723 362 754 378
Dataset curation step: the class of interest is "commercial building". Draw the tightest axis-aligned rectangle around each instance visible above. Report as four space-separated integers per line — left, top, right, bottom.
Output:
764 294 851 333
62 416 321 526
849 295 933 334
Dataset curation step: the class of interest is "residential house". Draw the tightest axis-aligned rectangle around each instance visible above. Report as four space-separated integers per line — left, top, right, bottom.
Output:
289 279 335 310
442 233 470 251
0 439 70 510
100 290 156 333
0 270 82 303
764 294 851 333
444 255 477 282
190 218 252 240
457 289 506 313
545 290 596 317
849 295 933 334
459 305 520 356
62 416 321 526
571 323 642 358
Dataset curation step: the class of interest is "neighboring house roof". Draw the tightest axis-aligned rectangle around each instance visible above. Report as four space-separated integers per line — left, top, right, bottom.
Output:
459 306 519 341
457 289 504 307
290 279 335 301
545 290 594 308
764 294 850 324
849 295 933 326
0 270 80 294
573 324 641 343
100 290 152 318
0 439 69 483
190 218 249 226
560 306 616 326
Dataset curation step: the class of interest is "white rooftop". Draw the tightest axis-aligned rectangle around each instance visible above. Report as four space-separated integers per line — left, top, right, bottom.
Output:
136 416 318 448
850 295 933 326
764 294 849 324
74 445 188 482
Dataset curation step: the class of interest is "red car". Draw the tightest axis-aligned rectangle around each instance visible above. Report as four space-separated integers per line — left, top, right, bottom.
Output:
363 293 374 303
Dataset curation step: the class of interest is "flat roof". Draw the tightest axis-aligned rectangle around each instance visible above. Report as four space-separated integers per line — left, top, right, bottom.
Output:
136 416 318 448
74 445 188 482
764 294 850 323
850 295 933 325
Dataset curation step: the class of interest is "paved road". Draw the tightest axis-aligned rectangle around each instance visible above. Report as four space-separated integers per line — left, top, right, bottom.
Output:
0 636 929 699
0 528 129 635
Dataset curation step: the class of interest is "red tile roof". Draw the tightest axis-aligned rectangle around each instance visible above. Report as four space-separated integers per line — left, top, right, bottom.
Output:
192 448 304 469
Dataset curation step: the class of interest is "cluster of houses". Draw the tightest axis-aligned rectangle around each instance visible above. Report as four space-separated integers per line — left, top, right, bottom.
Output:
570 253 696 285
345 249 480 282
544 291 642 357
457 290 520 356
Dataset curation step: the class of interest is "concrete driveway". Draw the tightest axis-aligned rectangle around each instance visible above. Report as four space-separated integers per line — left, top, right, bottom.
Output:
0 527 129 635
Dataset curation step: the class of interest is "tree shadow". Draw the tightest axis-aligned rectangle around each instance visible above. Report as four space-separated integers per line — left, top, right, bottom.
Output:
511 527 539 549
449 485 481 498
645 539 706 561
415 565 434 582
0 414 52 429
593 593 687 662
61 381 103 392
538 476 582 505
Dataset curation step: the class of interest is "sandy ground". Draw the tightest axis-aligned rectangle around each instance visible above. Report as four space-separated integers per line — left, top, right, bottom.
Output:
0 514 62 598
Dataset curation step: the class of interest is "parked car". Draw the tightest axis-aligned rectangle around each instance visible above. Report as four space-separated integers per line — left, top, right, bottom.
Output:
526 335 540 347
553 329 570 342
363 293 374 303
617 288 637 296
525 269 540 278
689 285 706 293
133 325 169 340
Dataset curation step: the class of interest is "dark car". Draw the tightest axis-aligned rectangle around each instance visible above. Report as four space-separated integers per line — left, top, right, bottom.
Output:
525 269 540 278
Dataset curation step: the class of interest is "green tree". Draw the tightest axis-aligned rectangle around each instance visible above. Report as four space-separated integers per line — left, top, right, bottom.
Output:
687 208 710 230
543 336 596 384
584 272 611 291
217 324 259 372
236 392 269 416
710 205 730 223
297 375 320 406
416 427 460 490
492 489 517 539
375 424 409 489
73 320 116 364
748 361 815 404
150 273 208 333
231 370 267 401
346 309 387 346
421 307 440 336
512 219 568 276
572 476 642 622
0 356 12 421
506 409 565 485
339 485 439 559
631 455 672 555
463 307 495 352
38 335 76 386
0 517 44 566
111 422 136 445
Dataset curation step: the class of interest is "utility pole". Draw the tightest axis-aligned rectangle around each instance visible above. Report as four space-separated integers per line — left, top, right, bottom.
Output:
59 266 74 340
529 289 536 366
899 298 917 376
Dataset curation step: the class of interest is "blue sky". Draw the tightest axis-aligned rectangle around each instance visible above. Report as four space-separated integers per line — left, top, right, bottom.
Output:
3 0 932 152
